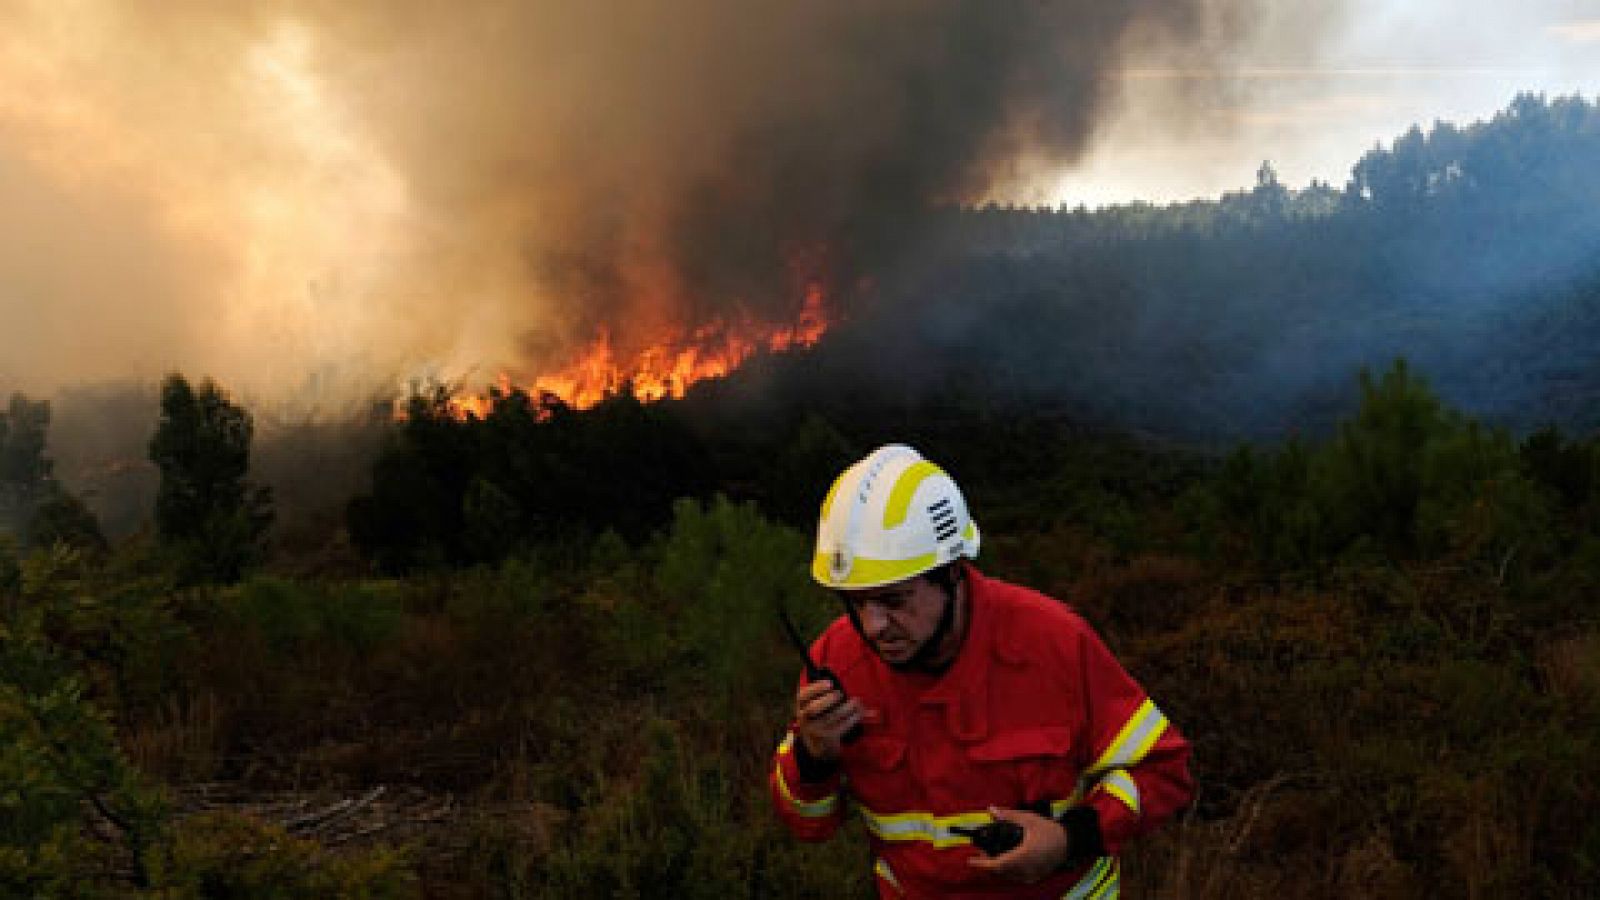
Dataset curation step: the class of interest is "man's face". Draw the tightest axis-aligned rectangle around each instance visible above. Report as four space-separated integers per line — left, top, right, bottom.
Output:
843 575 950 666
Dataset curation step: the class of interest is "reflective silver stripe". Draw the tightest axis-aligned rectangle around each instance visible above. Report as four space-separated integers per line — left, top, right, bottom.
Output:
1064 857 1120 900
858 806 993 848
1088 698 1168 774
774 732 839 818
1096 769 1139 814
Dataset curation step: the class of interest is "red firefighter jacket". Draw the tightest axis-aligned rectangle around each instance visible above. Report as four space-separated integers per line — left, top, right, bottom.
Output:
770 568 1193 899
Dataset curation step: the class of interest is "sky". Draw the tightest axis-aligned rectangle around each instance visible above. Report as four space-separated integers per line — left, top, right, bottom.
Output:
0 1 1597 410
1048 0 1600 206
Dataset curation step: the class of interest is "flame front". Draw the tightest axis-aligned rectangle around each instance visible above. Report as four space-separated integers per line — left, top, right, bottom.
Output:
449 284 830 417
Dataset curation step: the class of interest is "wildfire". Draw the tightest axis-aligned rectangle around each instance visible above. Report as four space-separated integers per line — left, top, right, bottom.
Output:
446 284 830 418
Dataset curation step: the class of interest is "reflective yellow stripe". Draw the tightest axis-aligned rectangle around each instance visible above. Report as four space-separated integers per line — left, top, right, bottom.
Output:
1089 698 1168 775
882 460 943 528
773 733 839 818
1095 769 1139 814
857 805 993 848
773 761 839 817
860 804 1121 900
812 550 938 588
1065 857 1120 900
820 470 846 521
873 858 903 894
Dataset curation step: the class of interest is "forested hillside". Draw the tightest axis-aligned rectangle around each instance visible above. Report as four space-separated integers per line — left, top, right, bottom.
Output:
4 94 1600 898
813 92 1600 438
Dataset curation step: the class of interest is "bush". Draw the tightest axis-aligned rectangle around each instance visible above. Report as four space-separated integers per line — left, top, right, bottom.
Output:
26 483 108 555
645 496 823 721
0 604 168 894
534 717 865 899
1185 360 1560 579
348 385 715 573
153 811 415 898
224 576 404 658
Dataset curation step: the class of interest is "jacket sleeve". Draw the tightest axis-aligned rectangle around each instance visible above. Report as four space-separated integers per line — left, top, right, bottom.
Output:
1070 619 1194 856
769 727 847 841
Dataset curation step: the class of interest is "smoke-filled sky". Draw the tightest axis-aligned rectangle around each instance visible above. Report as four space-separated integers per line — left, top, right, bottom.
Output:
1051 0 1600 205
1 0 1595 407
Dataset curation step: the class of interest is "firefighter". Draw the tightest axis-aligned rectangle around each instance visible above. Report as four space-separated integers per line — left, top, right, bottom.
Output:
770 444 1194 898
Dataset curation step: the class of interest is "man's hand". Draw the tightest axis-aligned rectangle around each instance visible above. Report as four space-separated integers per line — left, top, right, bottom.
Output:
966 806 1071 884
793 680 876 761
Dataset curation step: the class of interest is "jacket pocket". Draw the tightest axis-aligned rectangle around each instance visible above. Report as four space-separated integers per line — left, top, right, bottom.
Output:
843 734 910 813
848 734 908 772
967 726 1075 763
965 726 1078 805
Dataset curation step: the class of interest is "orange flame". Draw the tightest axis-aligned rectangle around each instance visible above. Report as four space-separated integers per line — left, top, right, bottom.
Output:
444 284 831 418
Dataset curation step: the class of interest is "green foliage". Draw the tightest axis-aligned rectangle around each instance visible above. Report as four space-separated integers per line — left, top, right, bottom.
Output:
0 603 168 894
1520 424 1600 524
149 374 273 584
224 576 403 658
0 393 105 554
1186 360 1558 576
1318 360 1452 555
646 496 820 718
0 392 52 502
152 811 415 898
15 544 188 724
17 346 1600 896
27 481 109 555
0 535 18 600
758 413 858 524
349 384 714 573
535 717 865 899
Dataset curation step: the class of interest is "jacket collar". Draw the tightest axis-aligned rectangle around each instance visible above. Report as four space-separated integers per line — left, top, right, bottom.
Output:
911 565 994 742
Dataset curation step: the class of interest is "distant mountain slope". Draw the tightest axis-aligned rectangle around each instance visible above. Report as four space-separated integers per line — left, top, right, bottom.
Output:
728 92 1600 439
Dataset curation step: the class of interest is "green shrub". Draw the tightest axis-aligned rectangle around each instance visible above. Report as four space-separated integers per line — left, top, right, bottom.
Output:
1187 360 1562 580
0 607 168 894
321 582 406 656
647 496 822 720
227 576 320 653
26 482 108 556
535 717 865 899
225 576 404 658
153 811 415 899
0 534 18 600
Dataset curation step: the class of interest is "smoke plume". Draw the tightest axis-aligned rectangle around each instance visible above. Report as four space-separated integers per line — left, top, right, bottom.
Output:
0 0 1263 406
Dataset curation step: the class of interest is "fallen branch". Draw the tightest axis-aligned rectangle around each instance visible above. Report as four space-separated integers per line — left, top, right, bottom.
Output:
286 786 386 836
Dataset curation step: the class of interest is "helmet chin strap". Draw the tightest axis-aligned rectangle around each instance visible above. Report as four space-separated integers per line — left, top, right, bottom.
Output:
839 562 966 673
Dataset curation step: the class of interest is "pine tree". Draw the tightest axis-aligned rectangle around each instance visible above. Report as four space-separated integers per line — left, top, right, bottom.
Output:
148 375 272 583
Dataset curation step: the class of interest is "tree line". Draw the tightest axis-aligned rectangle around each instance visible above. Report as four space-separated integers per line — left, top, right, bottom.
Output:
869 92 1600 438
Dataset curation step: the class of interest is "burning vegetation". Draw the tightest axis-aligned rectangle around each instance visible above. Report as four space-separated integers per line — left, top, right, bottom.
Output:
451 282 831 417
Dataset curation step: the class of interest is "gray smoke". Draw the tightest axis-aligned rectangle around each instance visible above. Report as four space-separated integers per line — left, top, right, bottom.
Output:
0 0 1285 400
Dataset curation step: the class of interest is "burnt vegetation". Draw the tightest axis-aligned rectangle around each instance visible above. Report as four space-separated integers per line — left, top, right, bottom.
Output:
5 94 1600 897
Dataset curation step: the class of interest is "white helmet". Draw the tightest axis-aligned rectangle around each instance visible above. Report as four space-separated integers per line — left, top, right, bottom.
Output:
812 444 980 590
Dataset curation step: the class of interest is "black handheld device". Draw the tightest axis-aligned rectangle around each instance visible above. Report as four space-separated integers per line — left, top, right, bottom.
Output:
777 606 863 744
949 821 1024 856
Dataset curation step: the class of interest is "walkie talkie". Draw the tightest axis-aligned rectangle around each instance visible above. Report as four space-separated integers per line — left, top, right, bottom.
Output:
777 606 863 744
949 821 1024 856
950 799 1053 856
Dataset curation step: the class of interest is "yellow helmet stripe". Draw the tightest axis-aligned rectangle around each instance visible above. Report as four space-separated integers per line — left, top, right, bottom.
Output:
882 460 943 529
819 469 848 521
811 551 938 588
